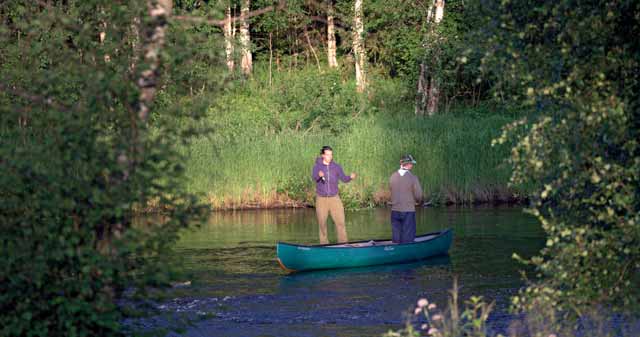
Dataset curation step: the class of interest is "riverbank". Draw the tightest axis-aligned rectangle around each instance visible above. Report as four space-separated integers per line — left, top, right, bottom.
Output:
180 115 529 210
171 66 530 210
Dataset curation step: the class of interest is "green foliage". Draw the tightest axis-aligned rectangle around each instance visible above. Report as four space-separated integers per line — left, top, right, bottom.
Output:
365 0 429 78
214 65 363 134
486 0 640 315
426 1 487 108
178 66 520 209
0 1 213 335
385 282 637 337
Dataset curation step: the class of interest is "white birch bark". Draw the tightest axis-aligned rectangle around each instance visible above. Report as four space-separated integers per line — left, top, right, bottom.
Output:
239 0 252 75
426 0 444 115
129 16 141 73
353 0 366 92
327 0 337 68
416 0 445 116
137 0 172 122
104 0 173 253
434 0 444 23
224 4 235 71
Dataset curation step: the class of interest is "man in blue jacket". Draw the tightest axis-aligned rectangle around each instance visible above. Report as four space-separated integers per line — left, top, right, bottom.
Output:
312 146 356 244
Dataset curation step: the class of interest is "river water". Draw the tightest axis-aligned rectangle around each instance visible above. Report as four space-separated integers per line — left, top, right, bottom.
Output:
131 206 548 336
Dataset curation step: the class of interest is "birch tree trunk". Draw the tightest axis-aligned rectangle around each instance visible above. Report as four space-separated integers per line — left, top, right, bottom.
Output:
326 0 337 68
224 4 235 71
353 0 366 93
137 0 172 122
434 0 444 23
239 0 252 76
129 17 141 73
101 0 172 253
416 0 445 116
99 8 110 63
426 0 444 115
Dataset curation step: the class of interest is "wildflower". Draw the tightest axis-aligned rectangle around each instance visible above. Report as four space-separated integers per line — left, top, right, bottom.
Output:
414 307 422 315
548 334 557 337
427 303 437 310
432 314 443 321
421 324 429 330
417 298 429 308
428 327 439 336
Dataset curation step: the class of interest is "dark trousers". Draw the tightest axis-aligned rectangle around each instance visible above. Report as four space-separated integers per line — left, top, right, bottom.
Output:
391 211 416 243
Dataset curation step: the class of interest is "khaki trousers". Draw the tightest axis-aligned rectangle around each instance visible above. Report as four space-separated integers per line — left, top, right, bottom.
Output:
316 196 348 244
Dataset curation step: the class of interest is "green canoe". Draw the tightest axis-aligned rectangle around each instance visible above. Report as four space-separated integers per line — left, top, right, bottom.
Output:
276 229 453 272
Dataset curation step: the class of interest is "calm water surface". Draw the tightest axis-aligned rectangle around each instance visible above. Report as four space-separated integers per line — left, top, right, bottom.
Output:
136 207 547 336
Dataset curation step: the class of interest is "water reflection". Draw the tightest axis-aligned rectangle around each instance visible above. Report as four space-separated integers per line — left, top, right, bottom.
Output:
144 207 548 336
279 255 452 290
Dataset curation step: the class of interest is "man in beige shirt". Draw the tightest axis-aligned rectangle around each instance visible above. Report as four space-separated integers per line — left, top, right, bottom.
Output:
389 154 423 243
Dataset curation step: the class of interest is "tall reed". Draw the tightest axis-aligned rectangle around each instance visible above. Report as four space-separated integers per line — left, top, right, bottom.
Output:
175 65 527 209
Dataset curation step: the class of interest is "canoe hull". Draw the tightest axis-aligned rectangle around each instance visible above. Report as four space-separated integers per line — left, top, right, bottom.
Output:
276 229 452 272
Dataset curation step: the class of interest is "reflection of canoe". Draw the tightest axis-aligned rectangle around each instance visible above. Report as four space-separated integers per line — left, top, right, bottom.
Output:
276 229 452 272
280 255 451 284
277 256 451 296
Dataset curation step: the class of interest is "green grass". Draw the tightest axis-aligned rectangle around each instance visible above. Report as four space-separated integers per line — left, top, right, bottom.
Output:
173 64 527 209
181 114 520 209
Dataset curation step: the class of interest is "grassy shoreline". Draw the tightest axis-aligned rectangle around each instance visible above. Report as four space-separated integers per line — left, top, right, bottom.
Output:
167 66 529 211
181 114 526 210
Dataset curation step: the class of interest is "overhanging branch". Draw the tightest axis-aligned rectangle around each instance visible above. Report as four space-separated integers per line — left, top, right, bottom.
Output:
0 83 73 112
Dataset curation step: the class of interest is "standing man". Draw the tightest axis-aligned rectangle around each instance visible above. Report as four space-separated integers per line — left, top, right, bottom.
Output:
389 154 423 243
312 146 356 244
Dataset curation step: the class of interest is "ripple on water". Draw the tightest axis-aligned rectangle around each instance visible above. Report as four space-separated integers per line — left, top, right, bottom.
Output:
125 208 637 337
